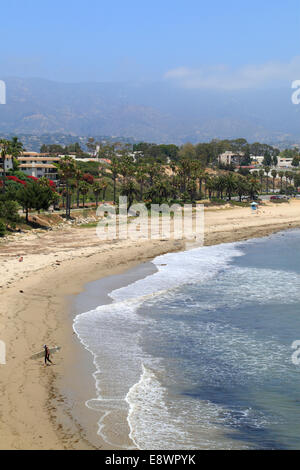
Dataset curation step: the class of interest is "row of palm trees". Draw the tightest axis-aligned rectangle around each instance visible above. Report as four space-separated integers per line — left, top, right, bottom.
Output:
253 167 295 193
105 156 262 207
57 156 109 217
55 154 300 216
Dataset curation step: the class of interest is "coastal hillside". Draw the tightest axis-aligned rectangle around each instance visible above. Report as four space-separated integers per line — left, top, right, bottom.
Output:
1 77 300 145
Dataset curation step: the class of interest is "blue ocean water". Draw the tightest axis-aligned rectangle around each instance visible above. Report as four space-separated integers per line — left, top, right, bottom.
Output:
74 230 300 450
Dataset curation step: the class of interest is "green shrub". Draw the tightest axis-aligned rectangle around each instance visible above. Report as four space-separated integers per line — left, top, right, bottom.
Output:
0 220 6 237
0 200 20 228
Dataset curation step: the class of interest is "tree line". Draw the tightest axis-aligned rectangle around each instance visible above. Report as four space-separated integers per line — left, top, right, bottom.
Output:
1 137 300 236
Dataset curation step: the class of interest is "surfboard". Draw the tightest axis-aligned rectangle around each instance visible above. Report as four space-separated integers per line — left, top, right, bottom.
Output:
30 346 61 360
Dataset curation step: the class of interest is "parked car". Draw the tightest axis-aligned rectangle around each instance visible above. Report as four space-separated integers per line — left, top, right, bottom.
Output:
271 195 290 201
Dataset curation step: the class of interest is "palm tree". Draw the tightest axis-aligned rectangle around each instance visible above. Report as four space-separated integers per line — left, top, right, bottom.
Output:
224 173 237 200
110 157 119 205
0 139 10 194
121 180 138 210
178 157 192 192
9 136 24 159
135 166 147 201
197 169 205 198
57 156 77 217
294 172 300 192
119 154 135 183
79 181 90 207
287 171 294 187
278 171 284 192
101 180 108 200
75 169 83 208
236 176 248 202
147 162 160 186
285 172 288 192
59 187 66 209
259 169 265 193
215 175 226 199
170 174 180 200
247 176 260 200
192 162 205 198
187 178 197 202
205 177 215 200
264 166 270 194
92 182 102 207
271 169 277 193
146 177 170 205
203 172 210 198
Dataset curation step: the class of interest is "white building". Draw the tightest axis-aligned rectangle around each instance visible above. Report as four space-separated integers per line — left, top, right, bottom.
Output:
277 157 293 169
218 151 244 165
0 155 13 171
17 153 59 180
251 155 264 165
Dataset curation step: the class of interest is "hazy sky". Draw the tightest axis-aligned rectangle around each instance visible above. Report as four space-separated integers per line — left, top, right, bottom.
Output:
1 0 299 88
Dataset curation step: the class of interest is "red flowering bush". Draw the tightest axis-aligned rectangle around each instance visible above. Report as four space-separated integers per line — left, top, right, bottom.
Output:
6 175 27 185
83 173 94 185
26 175 39 181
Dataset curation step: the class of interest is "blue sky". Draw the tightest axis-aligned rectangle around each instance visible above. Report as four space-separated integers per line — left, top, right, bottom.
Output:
1 0 299 87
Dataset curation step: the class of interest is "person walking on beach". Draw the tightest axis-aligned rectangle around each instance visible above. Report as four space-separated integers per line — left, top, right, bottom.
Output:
44 345 53 366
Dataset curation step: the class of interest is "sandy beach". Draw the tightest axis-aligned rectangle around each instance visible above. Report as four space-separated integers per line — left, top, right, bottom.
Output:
0 200 300 450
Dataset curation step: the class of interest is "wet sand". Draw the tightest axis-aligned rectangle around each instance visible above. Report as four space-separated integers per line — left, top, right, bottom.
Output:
0 200 299 449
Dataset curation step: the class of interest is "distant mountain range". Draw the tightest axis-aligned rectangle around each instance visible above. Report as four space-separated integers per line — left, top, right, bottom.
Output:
1 77 300 147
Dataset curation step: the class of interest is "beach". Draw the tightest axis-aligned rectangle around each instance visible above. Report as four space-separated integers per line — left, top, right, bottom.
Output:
0 200 300 450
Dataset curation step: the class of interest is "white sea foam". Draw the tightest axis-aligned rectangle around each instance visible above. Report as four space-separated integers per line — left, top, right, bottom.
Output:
110 242 243 302
125 364 248 450
73 236 298 449
73 242 245 448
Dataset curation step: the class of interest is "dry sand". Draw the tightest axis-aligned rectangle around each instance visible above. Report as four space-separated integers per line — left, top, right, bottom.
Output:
0 200 299 449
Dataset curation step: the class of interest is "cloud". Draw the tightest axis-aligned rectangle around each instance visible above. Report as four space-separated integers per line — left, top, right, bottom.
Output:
164 57 300 90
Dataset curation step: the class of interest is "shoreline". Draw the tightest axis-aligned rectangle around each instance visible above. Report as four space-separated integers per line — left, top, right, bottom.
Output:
65 261 158 450
0 201 300 449
0 238 185 449
68 226 300 451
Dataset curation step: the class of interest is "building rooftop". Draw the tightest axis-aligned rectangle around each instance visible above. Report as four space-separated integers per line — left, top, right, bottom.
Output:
19 163 56 169
18 156 60 162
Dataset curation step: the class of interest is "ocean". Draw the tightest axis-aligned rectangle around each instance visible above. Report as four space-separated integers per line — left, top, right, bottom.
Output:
73 229 300 450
